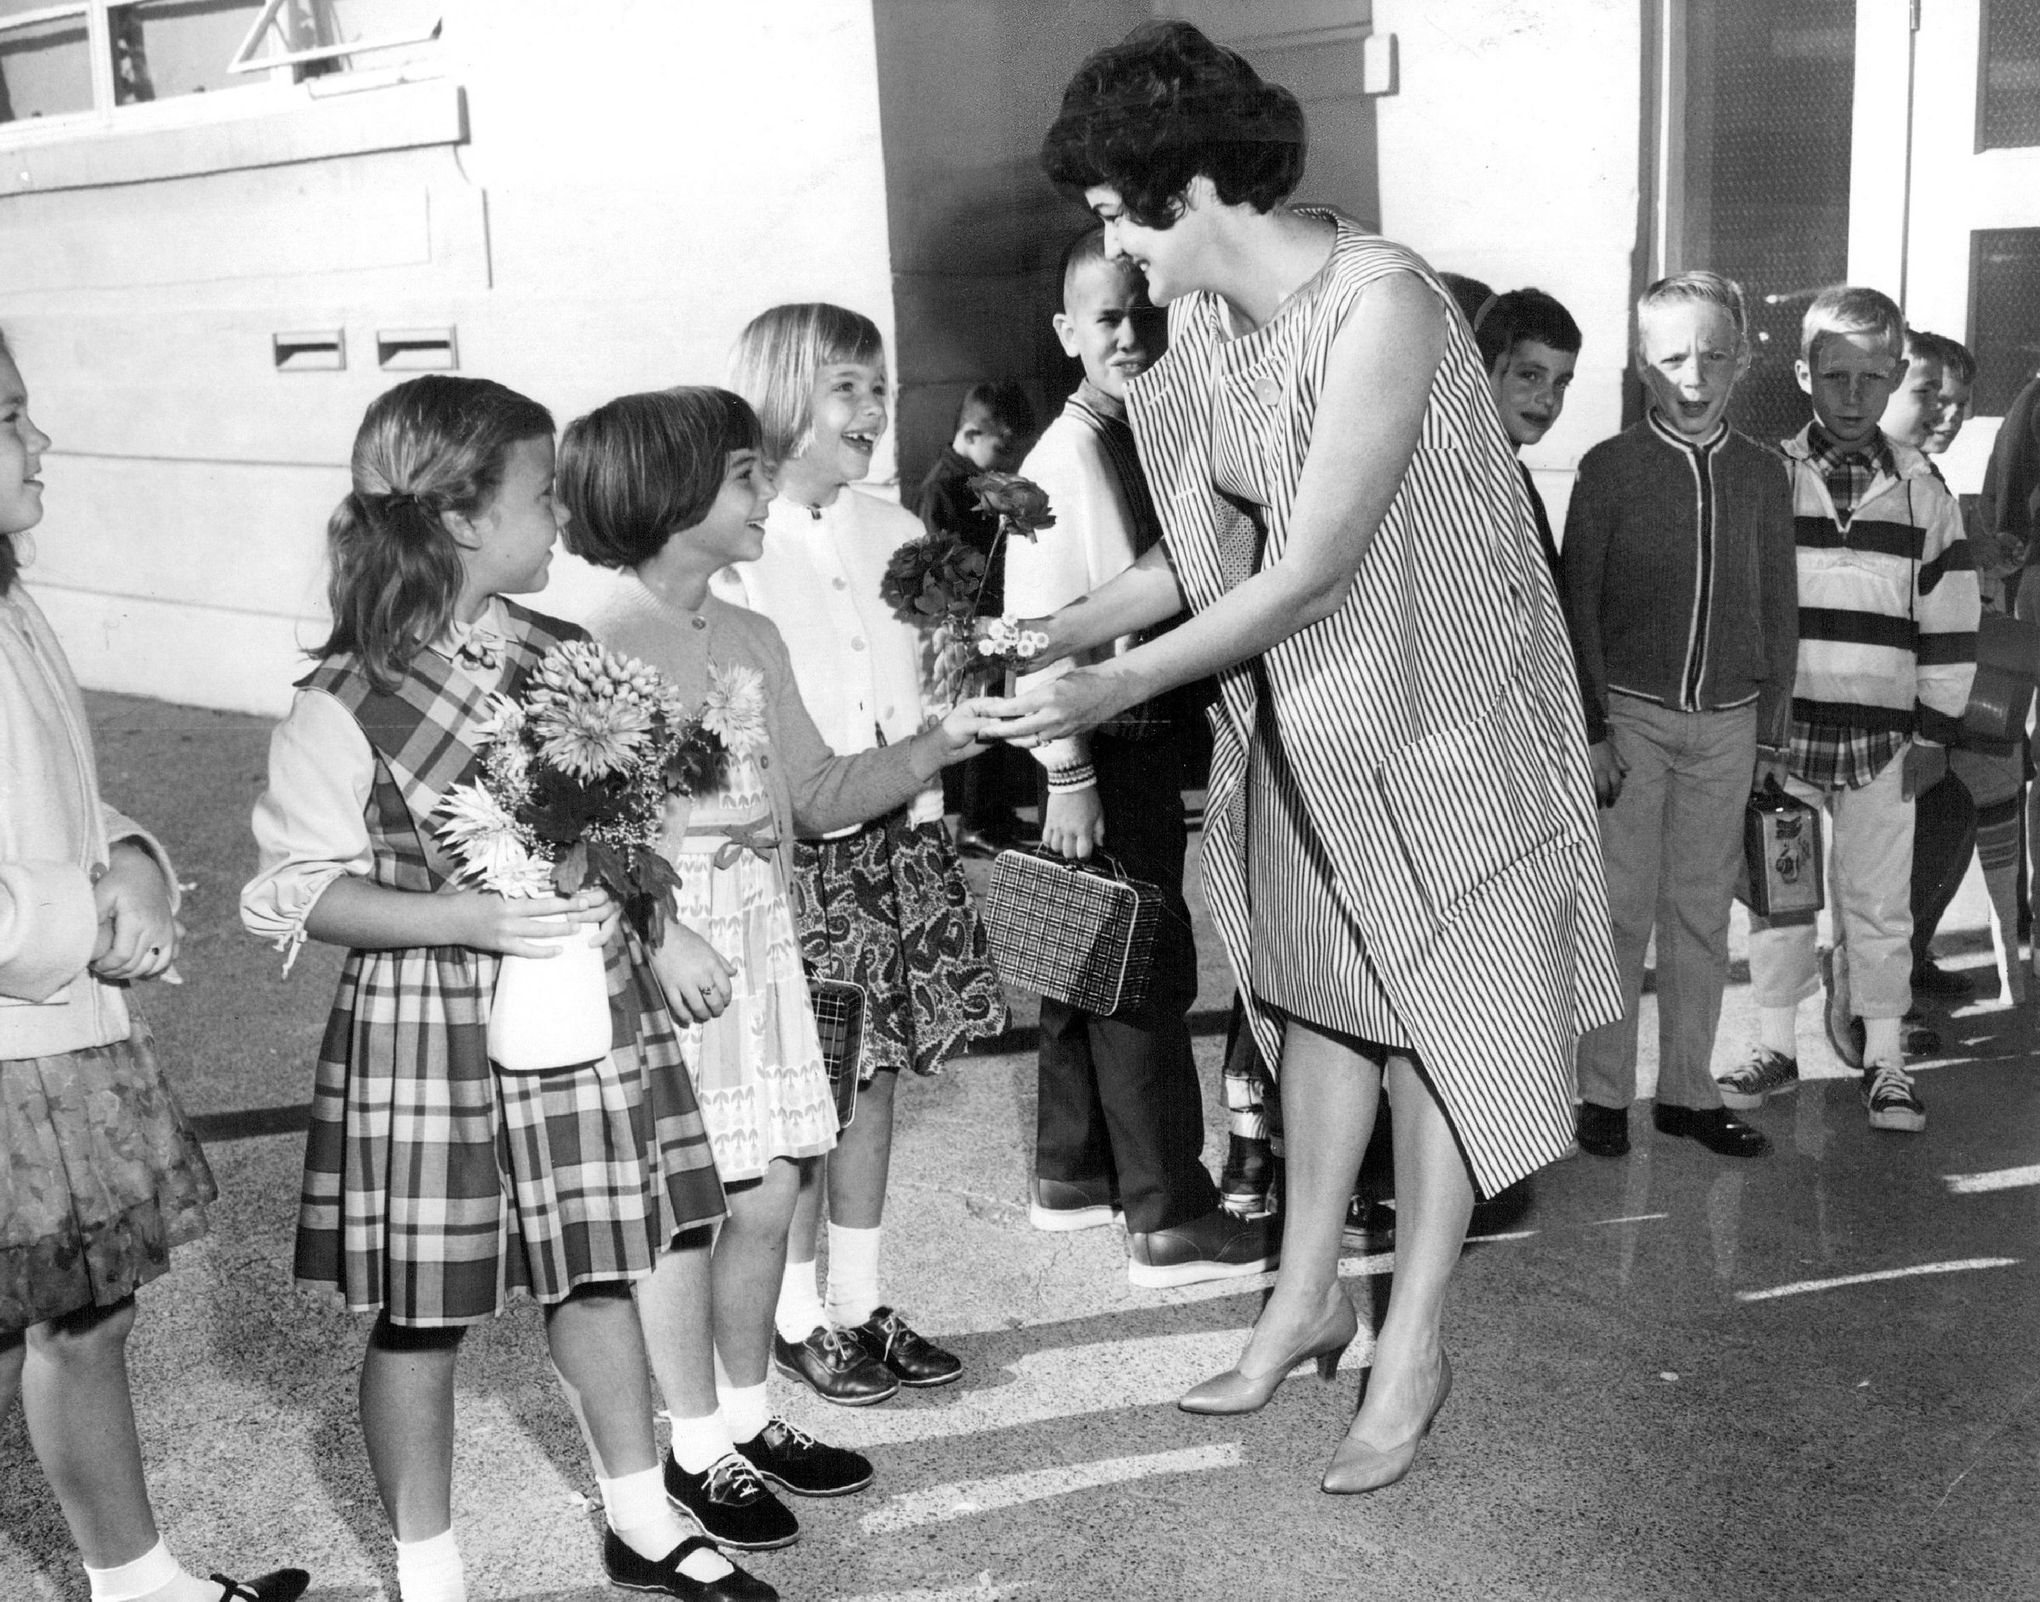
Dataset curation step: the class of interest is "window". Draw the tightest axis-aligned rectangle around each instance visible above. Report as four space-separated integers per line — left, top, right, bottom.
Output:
1978 0 2040 152
0 0 438 132
1653 0 1857 443
1970 228 2040 414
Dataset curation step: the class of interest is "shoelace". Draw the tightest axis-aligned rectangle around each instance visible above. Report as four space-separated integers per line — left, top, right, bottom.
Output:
1865 1062 1917 1103
815 1326 866 1367
763 1415 818 1452
705 1453 770 1503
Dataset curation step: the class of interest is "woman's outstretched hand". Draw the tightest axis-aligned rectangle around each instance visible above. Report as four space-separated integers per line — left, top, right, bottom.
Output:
976 666 1134 746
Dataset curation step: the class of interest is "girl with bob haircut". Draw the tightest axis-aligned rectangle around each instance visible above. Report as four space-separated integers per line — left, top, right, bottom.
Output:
991 21 1621 1493
564 386 987 1550
243 375 768 1602
720 305 1008 1410
0 330 310 1601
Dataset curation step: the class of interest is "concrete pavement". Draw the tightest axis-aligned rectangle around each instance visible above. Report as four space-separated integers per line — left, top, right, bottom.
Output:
3 692 2036 1601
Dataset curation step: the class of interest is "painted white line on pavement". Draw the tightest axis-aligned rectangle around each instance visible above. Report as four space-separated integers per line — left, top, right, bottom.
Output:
1738 1258 2021 1302
859 1444 1244 1533
1591 1212 1670 1226
790 1327 1364 1448
829 1577 1008 1602
1945 1164 2040 1195
1466 1229 1538 1243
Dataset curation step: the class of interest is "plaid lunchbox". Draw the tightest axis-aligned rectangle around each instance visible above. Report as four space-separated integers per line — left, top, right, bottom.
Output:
806 976 864 1129
984 846 1162 1016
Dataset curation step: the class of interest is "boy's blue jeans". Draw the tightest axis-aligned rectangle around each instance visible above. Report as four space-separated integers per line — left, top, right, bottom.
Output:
1576 697 1756 1111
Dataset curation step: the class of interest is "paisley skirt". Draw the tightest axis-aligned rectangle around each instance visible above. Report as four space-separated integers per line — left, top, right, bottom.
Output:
793 813 1007 1081
0 1023 216 1334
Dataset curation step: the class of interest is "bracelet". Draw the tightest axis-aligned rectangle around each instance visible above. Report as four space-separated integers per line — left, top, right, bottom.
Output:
1047 761 1097 792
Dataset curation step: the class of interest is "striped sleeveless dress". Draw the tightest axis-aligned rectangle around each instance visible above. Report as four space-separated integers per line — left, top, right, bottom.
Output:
1126 215 1622 1196
295 602 726 1324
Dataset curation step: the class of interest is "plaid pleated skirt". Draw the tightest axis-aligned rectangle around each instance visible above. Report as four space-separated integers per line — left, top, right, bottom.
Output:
793 812 1008 1081
0 1023 216 1334
297 931 725 1326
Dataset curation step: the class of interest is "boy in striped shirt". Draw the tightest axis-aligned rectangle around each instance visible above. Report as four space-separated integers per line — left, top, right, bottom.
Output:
1724 286 1978 1133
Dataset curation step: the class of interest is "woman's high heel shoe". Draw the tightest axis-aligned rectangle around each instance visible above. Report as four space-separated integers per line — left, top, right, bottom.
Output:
1177 1293 1359 1415
1320 1348 1452 1494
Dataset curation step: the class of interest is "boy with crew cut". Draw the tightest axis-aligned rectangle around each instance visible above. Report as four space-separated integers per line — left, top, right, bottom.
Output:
1723 285 1978 1134
1475 287 1583 575
1001 226 1272 1288
1560 271 1798 1160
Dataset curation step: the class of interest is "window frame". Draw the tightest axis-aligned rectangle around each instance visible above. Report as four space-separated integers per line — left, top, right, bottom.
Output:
0 0 442 152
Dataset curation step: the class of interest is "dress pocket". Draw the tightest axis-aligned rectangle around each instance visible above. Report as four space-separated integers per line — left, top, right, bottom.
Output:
1373 675 1565 924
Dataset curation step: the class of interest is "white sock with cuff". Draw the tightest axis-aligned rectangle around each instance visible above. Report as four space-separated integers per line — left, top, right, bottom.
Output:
1759 1005 1799 1060
824 1223 882 1328
392 1529 466 1602
719 1380 772 1445
775 1257 827 1342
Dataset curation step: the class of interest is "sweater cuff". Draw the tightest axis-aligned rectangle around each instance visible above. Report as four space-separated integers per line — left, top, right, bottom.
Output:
0 860 100 1003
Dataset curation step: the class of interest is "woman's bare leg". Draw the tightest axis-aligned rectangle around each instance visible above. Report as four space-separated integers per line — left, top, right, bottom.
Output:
714 1163 801 1387
360 1320 462 1540
1344 1055 1471 1446
1233 1019 1380 1374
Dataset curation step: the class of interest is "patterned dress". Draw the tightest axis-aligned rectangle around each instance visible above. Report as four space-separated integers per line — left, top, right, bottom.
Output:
1 581 215 1332
1127 215 1623 1196
668 742 838 1182
288 603 725 1325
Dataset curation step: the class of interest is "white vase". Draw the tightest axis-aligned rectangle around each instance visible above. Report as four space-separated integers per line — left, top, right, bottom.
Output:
487 927 613 1072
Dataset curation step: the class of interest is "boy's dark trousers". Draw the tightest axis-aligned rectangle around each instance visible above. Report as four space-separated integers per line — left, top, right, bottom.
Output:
1034 727 1219 1235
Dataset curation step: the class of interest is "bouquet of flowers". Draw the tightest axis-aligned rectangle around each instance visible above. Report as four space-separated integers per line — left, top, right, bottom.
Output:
433 639 735 950
880 469 1057 705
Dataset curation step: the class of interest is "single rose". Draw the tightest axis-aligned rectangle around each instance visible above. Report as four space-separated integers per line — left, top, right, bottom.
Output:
968 471 1056 539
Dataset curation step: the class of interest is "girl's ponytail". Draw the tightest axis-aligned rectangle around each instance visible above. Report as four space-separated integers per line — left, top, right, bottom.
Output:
312 375 552 691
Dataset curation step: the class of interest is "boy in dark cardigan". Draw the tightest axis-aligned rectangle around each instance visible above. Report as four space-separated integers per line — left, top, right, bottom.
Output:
1559 270 1798 1160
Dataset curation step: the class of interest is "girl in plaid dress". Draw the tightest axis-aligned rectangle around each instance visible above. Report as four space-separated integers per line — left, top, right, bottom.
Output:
242 378 770 1602
719 306 1008 1408
561 389 991 1550
0 334 308 1602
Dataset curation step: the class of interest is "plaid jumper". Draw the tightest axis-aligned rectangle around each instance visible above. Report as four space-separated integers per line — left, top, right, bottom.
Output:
294 602 725 1325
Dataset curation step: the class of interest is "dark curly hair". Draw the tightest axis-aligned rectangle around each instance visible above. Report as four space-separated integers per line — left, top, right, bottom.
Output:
1040 21 1306 229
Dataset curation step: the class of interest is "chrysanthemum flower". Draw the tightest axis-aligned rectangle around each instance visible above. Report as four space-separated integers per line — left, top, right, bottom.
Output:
702 663 768 755
531 694 654 781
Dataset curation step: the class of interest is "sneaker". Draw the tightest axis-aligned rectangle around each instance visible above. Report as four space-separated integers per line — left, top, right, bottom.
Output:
663 1451 798 1552
735 1417 872 1497
770 1326 899 1407
844 1306 963 1388
1718 1050 1799 1111
1862 1061 1926 1132
1127 1205 1276 1289
1028 1176 1118 1232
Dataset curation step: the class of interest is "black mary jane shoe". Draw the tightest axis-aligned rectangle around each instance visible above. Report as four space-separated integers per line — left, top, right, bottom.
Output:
772 1325 900 1405
210 1572 311 1602
845 1305 964 1387
1651 1103 1770 1158
602 1530 778 1601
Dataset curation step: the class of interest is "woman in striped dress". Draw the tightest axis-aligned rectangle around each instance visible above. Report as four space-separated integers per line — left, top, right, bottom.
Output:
989 22 1621 1493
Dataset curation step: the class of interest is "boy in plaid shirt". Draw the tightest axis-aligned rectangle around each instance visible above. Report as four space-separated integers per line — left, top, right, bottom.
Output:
1723 286 1978 1133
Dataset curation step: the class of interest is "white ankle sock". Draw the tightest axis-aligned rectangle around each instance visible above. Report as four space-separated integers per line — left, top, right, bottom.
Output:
719 1380 771 1444
83 1541 197 1602
393 1529 465 1602
824 1223 882 1327
667 1408 736 1475
598 1466 693 1562
775 1257 826 1343
1863 1016 1902 1066
1759 1006 1798 1059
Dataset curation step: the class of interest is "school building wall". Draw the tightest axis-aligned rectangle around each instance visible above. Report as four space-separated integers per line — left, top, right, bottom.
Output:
1369 0 1644 535
3 0 899 716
